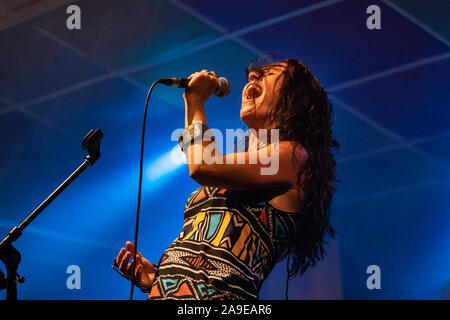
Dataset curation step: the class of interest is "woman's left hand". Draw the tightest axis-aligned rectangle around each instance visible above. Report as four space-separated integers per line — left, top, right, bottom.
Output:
114 241 156 289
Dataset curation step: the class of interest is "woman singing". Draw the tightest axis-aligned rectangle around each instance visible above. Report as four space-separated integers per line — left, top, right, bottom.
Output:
114 58 339 300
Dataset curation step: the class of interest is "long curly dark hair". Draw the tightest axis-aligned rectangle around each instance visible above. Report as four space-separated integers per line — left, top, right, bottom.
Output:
245 57 340 280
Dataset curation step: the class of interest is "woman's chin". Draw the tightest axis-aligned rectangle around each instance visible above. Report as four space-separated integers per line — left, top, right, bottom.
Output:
241 112 260 130
240 99 263 126
240 104 253 121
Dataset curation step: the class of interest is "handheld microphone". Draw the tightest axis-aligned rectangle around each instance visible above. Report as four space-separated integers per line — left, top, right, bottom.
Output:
159 75 231 97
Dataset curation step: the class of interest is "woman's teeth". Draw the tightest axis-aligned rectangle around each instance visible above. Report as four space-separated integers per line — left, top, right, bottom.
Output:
246 84 263 100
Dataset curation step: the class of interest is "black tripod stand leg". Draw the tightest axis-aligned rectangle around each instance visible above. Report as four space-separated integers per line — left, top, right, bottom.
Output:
0 242 21 300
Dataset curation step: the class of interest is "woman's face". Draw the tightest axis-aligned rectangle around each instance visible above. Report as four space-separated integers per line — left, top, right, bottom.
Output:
240 62 287 129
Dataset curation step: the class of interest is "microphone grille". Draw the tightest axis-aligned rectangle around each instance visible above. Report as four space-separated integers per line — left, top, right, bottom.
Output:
215 77 231 97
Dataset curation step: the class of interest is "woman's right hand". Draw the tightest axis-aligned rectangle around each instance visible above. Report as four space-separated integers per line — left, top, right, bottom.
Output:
114 241 156 288
183 70 219 104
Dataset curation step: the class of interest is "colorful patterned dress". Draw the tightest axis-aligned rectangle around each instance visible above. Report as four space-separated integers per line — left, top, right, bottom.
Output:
147 186 300 300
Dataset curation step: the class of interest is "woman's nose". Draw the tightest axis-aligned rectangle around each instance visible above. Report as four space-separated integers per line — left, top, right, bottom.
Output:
248 71 259 82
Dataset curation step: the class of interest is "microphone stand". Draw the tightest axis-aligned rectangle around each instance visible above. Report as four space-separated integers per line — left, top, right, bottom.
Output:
0 129 103 300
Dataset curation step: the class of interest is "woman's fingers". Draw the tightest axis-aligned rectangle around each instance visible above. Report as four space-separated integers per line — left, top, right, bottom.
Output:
113 245 154 287
187 72 200 80
119 245 143 274
203 70 217 77
125 241 142 259
119 251 132 273
114 247 126 267
125 241 135 254
114 242 153 287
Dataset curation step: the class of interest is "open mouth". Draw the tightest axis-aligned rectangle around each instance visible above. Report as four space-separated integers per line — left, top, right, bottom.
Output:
245 83 263 100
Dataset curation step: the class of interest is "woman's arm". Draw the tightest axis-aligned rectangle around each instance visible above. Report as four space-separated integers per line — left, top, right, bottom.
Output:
182 71 306 191
188 141 303 190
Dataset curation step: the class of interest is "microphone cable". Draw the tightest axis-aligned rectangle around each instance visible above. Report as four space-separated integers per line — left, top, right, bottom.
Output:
129 79 163 300
129 73 228 299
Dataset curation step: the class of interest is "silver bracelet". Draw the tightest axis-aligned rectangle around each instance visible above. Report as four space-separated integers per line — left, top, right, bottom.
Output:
178 122 214 152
